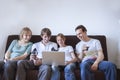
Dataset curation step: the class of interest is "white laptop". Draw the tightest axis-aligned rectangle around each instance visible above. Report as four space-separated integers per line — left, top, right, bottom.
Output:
42 51 65 66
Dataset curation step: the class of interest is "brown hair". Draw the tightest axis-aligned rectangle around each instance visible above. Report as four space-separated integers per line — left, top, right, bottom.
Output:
75 25 87 32
40 28 51 37
56 33 66 41
19 27 32 40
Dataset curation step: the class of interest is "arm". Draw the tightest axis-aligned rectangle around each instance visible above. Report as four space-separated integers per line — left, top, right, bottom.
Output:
10 42 32 61
30 43 42 66
77 52 83 62
10 52 29 60
5 51 11 60
71 52 77 62
4 40 17 60
75 43 84 62
91 49 104 71
91 39 104 71
66 51 77 65
94 49 104 64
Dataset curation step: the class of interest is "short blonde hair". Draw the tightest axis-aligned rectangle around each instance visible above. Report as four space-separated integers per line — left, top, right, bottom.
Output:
19 27 32 40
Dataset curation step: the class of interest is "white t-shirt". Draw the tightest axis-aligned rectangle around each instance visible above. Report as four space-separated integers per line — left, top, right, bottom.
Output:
31 41 58 58
75 39 102 62
58 45 74 61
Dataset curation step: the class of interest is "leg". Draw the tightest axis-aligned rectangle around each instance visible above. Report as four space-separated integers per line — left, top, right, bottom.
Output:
4 61 17 80
16 60 35 80
38 64 51 80
98 61 117 80
64 63 76 80
80 60 95 80
51 66 60 80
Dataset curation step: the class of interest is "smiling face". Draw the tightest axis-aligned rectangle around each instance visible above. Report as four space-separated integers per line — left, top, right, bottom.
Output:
22 32 32 42
56 33 66 47
75 25 88 41
41 33 51 44
40 28 51 44
56 36 65 47
20 27 32 43
76 28 87 41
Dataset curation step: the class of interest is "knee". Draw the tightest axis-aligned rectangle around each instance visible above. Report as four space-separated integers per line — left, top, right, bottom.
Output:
17 60 25 67
80 62 89 70
17 60 29 70
52 66 59 71
107 62 116 69
4 62 12 69
40 65 51 72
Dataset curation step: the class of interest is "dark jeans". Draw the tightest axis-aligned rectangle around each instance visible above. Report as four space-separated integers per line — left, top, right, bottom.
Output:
16 60 51 80
4 60 18 80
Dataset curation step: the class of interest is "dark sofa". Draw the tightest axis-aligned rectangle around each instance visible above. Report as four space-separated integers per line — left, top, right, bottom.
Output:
4 35 108 80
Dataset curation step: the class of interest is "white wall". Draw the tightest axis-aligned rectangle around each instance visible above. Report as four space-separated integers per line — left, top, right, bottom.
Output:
0 0 120 68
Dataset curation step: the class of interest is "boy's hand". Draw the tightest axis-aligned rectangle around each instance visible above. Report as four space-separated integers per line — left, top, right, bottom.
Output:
30 54 36 61
33 59 42 66
91 62 98 71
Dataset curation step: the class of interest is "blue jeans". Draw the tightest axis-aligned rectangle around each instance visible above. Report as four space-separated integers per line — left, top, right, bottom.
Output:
64 63 76 80
80 59 117 80
38 64 51 80
51 66 60 80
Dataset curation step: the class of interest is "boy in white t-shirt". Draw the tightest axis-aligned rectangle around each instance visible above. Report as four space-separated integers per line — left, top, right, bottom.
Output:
16 28 59 80
75 25 116 80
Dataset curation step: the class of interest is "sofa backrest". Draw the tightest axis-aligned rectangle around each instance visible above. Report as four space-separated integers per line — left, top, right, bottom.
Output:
5 35 108 61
